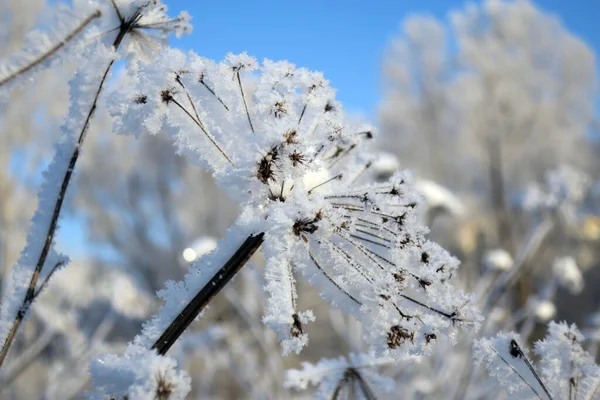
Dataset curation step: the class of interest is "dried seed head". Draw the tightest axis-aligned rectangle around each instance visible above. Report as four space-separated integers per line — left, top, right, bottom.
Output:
290 313 303 337
283 129 298 144
387 325 414 349
134 95 148 104
160 89 175 105
425 333 437 344
272 100 289 118
289 151 306 167
257 147 279 184
293 215 321 236
155 371 175 400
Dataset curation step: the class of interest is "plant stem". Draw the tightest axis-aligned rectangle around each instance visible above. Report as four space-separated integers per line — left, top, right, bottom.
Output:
152 232 264 355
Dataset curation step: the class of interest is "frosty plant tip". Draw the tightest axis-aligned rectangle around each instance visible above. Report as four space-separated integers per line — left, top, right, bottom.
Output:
90 47 480 396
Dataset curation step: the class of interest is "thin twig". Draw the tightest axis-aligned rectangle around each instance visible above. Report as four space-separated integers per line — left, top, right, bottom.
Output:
199 76 229 111
236 70 254 133
170 95 234 166
0 11 102 88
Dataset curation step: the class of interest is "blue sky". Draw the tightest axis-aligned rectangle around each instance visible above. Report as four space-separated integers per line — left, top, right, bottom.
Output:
165 0 600 118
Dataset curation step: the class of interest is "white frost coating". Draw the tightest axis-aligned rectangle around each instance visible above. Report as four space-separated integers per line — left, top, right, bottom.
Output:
284 353 395 399
552 256 583 294
95 48 481 391
475 322 600 400
107 49 480 355
88 223 253 396
0 43 114 350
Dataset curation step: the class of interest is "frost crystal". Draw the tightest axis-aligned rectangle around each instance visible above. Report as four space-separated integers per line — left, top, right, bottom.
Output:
104 49 480 362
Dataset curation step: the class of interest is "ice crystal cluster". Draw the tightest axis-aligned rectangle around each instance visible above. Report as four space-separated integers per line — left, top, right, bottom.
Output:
475 322 600 399
97 46 479 378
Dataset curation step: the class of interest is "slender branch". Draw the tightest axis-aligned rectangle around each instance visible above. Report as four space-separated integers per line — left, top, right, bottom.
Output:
0 11 102 88
236 70 254 133
151 233 264 355
170 97 234 166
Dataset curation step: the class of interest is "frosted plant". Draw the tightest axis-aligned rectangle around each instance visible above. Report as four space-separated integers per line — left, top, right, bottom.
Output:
88 48 480 396
284 353 396 399
475 321 600 400
0 0 190 369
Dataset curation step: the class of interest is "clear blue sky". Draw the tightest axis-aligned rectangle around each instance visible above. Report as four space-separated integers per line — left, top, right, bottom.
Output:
165 0 600 118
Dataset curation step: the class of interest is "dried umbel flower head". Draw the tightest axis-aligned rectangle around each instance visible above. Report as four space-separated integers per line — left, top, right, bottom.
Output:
105 49 480 366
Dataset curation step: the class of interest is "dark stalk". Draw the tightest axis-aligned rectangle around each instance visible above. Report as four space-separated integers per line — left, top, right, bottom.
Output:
152 233 264 355
298 103 308 125
236 70 254 133
399 294 461 322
